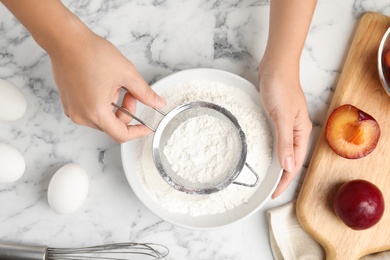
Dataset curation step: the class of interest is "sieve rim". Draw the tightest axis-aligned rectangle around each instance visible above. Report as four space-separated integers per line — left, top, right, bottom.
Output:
152 101 247 195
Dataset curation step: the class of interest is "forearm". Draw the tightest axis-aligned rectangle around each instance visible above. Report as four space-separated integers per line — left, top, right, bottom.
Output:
262 0 317 76
1 0 90 54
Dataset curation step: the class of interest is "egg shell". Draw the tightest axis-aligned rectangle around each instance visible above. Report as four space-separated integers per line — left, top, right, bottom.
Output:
0 142 26 183
0 79 27 121
48 163 89 215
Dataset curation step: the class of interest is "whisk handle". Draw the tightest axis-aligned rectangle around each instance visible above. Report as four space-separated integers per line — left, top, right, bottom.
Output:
0 242 47 260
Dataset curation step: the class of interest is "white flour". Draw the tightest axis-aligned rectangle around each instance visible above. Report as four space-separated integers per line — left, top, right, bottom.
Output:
136 80 273 216
163 114 238 184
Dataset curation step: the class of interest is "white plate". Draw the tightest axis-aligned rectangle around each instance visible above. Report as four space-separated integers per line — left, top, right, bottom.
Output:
121 68 283 230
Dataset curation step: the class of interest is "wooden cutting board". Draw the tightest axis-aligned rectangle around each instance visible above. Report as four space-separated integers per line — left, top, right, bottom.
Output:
296 12 390 260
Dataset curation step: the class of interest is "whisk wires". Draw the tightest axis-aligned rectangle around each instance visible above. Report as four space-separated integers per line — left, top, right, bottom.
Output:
45 242 169 260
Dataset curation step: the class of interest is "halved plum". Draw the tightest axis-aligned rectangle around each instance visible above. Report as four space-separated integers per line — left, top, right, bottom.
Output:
325 104 380 159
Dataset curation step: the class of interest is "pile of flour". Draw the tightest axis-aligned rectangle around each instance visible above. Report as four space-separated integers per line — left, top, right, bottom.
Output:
163 114 239 185
136 80 273 216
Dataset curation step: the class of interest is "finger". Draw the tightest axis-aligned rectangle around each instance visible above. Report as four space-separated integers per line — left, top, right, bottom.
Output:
292 120 312 173
272 119 312 199
122 70 166 109
270 114 295 198
115 92 137 125
99 111 152 143
272 169 296 199
272 138 306 199
272 111 295 174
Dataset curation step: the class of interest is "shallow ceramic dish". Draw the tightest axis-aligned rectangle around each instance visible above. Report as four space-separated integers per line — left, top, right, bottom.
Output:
121 68 283 230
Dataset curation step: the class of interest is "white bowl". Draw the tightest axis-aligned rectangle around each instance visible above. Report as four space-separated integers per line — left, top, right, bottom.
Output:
121 68 283 230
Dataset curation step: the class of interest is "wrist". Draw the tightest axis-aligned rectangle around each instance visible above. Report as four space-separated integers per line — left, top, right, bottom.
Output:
259 50 300 82
2 0 92 55
33 10 91 55
260 47 300 68
258 60 301 93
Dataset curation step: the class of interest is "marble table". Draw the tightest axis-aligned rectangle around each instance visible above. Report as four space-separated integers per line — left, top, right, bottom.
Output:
1 1 389 259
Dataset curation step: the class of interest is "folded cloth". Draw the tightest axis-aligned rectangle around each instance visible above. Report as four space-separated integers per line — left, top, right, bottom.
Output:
267 201 390 260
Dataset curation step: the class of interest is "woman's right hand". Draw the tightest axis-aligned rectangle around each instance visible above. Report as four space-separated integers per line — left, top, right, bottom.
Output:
48 28 166 143
1 0 166 143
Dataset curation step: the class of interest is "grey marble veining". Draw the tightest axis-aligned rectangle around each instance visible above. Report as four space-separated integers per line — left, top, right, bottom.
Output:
1 0 390 259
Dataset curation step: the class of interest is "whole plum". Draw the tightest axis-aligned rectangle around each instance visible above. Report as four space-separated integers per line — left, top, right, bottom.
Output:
333 179 385 230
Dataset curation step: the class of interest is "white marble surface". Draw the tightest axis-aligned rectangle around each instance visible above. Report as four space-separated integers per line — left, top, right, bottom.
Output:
0 0 389 259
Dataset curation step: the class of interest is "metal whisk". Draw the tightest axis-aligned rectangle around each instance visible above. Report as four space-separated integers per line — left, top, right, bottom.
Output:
0 241 169 260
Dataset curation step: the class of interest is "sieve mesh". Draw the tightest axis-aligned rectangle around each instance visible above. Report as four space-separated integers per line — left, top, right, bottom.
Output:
152 101 247 195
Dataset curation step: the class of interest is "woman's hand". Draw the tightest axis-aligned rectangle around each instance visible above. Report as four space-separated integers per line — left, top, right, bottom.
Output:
1 0 166 143
259 0 317 198
258 60 312 198
48 29 166 143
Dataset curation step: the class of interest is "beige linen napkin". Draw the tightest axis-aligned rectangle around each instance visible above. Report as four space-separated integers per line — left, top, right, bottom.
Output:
267 201 390 260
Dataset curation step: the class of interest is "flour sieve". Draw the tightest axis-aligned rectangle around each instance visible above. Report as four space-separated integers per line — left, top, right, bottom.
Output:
113 101 259 195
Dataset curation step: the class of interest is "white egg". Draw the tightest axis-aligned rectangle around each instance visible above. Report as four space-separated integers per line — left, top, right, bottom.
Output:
47 163 89 215
0 79 27 121
0 142 26 183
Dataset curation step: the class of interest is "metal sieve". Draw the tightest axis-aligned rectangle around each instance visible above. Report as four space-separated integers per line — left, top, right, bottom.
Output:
112 101 259 195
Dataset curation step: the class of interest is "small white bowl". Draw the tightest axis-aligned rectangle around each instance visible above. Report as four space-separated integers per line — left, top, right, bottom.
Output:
121 68 283 230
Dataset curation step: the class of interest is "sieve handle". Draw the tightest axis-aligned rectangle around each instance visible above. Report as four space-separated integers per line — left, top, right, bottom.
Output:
232 162 259 187
111 102 165 132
